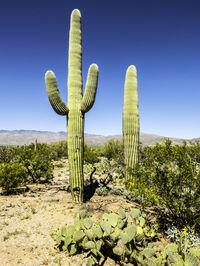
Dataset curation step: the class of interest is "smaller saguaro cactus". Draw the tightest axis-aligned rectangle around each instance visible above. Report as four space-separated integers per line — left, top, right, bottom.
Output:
34 138 38 153
45 9 99 202
123 65 139 179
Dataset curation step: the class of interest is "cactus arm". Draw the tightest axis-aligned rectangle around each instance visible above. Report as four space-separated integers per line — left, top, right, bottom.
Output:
45 71 68 115
68 9 82 108
81 64 99 113
123 65 139 179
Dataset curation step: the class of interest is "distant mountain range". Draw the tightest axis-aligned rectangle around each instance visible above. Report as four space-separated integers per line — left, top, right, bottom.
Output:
0 130 197 146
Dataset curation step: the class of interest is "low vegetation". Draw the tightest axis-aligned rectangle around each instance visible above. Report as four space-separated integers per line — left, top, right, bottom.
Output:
0 138 200 265
52 208 200 265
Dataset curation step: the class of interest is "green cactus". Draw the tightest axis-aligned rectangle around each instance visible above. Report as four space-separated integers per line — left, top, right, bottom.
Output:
61 226 67 237
189 247 200 258
93 225 103 239
185 253 199 266
144 258 157 266
130 208 141 219
69 244 77 255
73 230 85 242
84 229 94 240
54 208 185 265
117 218 125 229
83 218 93 229
84 241 96 250
126 225 137 241
102 213 118 227
118 209 127 220
79 209 87 219
45 9 98 202
110 229 121 241
113 246 124 256
107 213 118 227
139 216 146 227
34 138 38 153
120 232 129 245
122 65 139 179
100 220 112 234
142 248 156 259
74 216 81 230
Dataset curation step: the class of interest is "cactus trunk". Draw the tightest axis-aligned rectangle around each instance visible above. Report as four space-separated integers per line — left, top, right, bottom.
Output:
45 9 98 202
123 65 139 180
67 110 84 202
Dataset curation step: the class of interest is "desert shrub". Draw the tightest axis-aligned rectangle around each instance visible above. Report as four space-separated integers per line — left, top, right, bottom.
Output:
0 145 16 163
15 143 53 183
84 143 100 164
101 139 123 161
84 156 125 182
49 141 68 160
0 162 27 193
110 186 151 207
95 186 109 196
187 139 200 163
126 139 200 231
24 151 53 183
166 225 200 251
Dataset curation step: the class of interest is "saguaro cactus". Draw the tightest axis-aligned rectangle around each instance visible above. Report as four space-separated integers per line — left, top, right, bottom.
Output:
123 65 139 179
45 9 99 202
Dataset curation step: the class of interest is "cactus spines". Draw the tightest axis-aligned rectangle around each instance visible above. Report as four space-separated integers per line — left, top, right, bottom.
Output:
123 65 139 179
45 9 99 202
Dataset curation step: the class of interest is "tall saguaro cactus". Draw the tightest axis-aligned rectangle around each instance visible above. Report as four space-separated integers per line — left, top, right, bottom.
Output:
45 9 99 202
123 65 139 179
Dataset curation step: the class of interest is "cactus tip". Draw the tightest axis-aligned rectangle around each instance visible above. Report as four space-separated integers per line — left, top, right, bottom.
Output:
127 65 136 72
90 63 99 71
71 9 81 17
126 65 137 76
45 70 55 78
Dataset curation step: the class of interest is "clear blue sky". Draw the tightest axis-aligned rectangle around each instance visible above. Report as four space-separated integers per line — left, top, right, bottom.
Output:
0 0 200 139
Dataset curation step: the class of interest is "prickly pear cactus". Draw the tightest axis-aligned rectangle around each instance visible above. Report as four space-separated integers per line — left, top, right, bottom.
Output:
123 65 139 179
51 208 200 265
45 9 98 202
52 208 158 265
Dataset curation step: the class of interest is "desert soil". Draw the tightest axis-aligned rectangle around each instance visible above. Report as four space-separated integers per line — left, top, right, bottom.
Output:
0 159 166 266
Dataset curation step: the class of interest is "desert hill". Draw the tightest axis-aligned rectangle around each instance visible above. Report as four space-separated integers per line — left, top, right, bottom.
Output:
0 130 193 146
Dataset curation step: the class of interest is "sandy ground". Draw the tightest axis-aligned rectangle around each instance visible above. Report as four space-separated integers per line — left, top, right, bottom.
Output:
0 160 147 266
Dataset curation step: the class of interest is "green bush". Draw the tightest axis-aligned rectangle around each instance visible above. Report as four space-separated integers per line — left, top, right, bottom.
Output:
25 152 53 183
102 139 123 161
15 143 53 183
49 141 68 160
84 143 100 164
96 186 109 196
0 143 54 187
84 156 124 182
0 146 16 163
126 139 200 231
0 163 27 193
166 225 200 251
